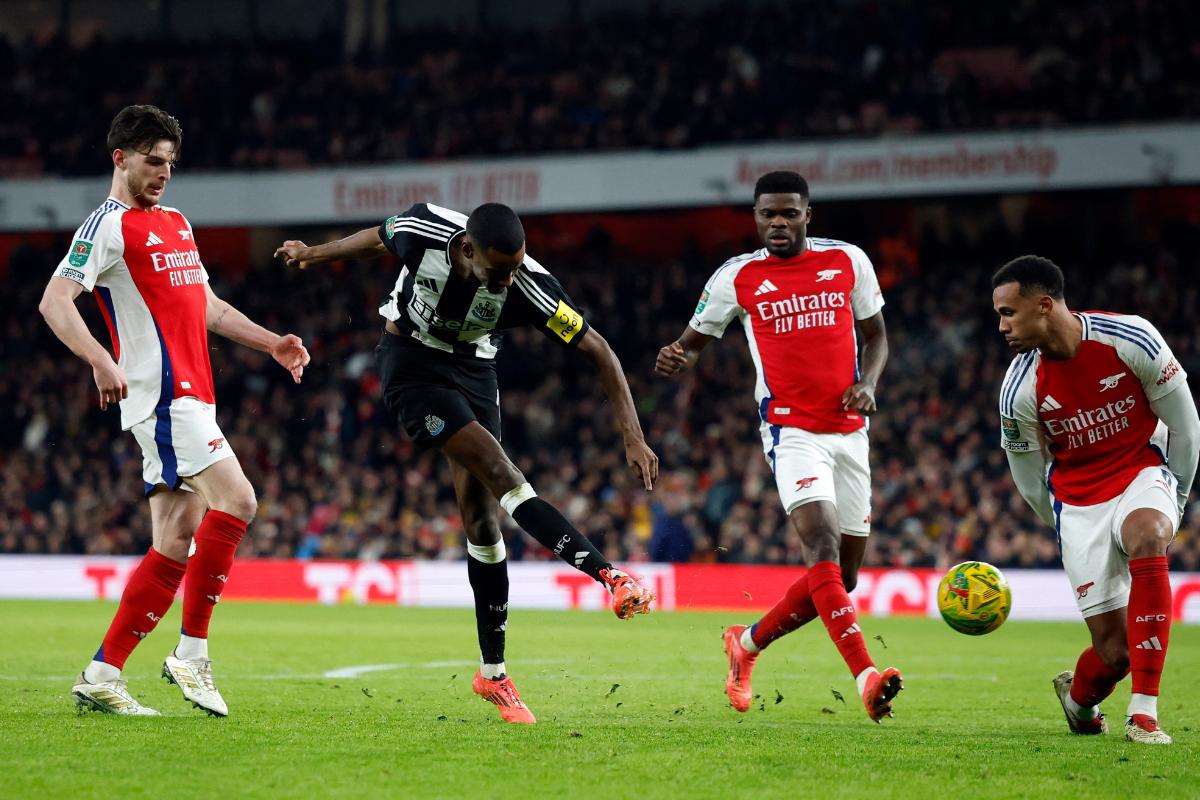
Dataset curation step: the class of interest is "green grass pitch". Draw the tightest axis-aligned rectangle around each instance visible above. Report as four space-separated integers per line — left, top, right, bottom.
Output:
1 600 1196 799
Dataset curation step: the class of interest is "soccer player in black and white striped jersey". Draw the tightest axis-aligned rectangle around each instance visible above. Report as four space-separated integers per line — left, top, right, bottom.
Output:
276 203 657 723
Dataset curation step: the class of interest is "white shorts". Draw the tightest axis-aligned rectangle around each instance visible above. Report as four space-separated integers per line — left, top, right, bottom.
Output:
760 424 871 535
129 397 234 496
1055 465 1179 618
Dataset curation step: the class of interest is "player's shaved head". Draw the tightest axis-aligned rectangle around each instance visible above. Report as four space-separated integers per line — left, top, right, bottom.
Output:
754 171 809 202
992 255 1065 300
107 105 182 160
467 203 525 256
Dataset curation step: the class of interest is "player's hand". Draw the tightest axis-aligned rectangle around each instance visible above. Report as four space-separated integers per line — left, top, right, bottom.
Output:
92 357 128 410
272 334 311 383
274 240 313 269
625 439 659 491
655 342 690 376
841 381 877 415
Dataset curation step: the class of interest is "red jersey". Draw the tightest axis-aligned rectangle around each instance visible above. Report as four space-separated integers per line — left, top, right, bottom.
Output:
999 312 1186 505
690 238 884 433
53 198 213 429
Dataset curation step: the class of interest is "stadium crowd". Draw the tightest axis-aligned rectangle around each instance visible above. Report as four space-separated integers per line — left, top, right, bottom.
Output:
5 199 1200 572
2 0 1198 176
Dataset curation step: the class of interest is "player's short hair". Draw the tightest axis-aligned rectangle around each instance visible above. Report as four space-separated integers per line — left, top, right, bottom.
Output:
992 255 1065 300
754 171 810 201
106 105 183 159
466 203 525 255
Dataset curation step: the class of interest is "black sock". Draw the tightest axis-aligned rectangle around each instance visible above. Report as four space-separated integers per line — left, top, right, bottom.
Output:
511 498 611 580
467 555 508 666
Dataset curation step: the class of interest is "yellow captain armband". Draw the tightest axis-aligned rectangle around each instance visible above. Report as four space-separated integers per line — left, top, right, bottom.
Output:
546 300 584 343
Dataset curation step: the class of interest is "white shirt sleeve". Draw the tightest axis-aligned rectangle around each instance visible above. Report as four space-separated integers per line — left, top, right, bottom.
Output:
52 212 123 293
847 244 885 320
1093 314 1187 402
998 352 1041 453
689 258 745 338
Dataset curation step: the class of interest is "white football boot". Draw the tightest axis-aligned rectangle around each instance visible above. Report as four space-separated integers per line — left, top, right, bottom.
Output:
1052 670 1107 734
162 654 229 717
1125 714 1172 745
72 673 161 716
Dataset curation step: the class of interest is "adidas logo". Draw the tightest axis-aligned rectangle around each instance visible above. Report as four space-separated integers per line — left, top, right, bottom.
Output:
754 279 779 296
207 594 221 604
145 231 164 247
1135 636 1163 651
839 623 861 639
574 551 588 567
416 277 439 292
1039 395 1062 413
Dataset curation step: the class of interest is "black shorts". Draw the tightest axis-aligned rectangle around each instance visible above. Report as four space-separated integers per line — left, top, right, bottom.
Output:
375 331 501 450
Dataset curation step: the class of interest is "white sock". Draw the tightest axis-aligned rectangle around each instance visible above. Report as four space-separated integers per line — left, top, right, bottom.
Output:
854 666 878 697
481 661 507 680
1064 693 1099 720
84 660 120 684
1127 693 1158 719
740 626 761 654
176 634 209 660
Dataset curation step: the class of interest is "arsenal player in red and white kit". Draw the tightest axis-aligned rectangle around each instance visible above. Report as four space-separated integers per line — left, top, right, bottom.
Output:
994 256 1198 745
656 171 902 722
38 105 310 716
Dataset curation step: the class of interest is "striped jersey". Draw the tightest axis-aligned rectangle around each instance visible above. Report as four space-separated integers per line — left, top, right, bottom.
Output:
377 203 589 359
689 238 884 433
53 197 212 430
998 312 1186 505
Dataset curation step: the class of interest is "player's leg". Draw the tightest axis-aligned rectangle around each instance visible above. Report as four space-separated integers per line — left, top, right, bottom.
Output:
440 421 653 617
787 500 897 718
1055 606 1127 734
1120 496 1176 744
72 421 194 715
450 457 509 674
1052 495 1130 734
156 451 254 717
449 459 536 724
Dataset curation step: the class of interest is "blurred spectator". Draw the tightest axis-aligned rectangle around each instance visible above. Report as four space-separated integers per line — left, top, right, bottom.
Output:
2 0 1198 176
4 193 1199 572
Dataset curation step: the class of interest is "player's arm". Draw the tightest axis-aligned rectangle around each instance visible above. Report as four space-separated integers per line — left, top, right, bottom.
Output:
274 227 388 269
575 327 659 491
1150 382 1200 519
205 285 310 384
657 260 740 376
842 311 888 415
1005 450 1056 528
38 276 128 410
655 326 716 376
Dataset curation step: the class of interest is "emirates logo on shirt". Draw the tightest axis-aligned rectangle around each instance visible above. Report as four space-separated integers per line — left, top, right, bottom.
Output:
1044 395 1137 449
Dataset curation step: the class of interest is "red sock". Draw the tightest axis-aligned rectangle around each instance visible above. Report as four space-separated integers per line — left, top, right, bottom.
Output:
1128 555 1171 696
95 548 186 669
1070 646 1128 707
809 561 874 677
751 572 817 649
182 510 247 638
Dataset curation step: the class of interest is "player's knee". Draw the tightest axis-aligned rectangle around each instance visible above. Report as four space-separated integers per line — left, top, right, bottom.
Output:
1123 509 1174 558
219 485 258 523
487 463 526 497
